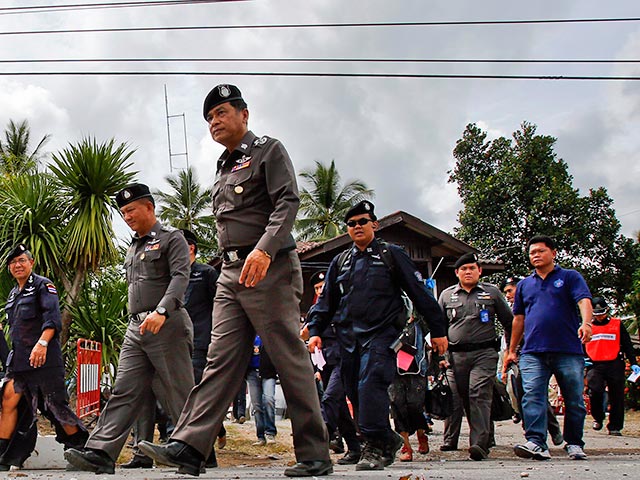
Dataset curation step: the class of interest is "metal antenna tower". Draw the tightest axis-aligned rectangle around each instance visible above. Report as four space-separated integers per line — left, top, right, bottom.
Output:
164 84 189 172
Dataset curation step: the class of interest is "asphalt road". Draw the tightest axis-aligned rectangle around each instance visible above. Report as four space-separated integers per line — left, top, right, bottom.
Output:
8 416 640 479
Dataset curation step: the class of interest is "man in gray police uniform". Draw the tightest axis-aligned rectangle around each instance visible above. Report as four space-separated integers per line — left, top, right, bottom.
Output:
438 252 513 461
65 183 195 474
138 84 331 477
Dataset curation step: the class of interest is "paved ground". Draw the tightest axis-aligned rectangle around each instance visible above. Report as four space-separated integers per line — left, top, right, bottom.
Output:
7 414 640 479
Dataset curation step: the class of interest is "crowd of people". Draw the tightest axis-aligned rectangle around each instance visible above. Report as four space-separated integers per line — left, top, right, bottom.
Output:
0 83 636 476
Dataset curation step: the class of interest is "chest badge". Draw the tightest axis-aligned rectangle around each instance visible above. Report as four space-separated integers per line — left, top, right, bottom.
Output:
231 160 251 173
234 185 244 194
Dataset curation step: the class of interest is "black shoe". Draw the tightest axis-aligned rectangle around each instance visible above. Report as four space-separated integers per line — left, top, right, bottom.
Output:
469 445 488 461
205 449 218 468
356 442 385 471
329 436 345 454
382 431 404 467
337 450 361 465
121 456 153 469
283 460 333 477
440 444 458 451
64 448 115 474
138 441 203 477
593 421 603 431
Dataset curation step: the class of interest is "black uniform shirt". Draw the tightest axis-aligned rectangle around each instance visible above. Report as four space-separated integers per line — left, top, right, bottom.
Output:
184 261 218 351
124 221 190 315
5 273 63 372
307 238 446 351
212 130 299 257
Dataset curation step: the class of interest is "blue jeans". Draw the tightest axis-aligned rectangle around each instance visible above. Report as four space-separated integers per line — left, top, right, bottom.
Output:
520 353 586 449
246 369 277 439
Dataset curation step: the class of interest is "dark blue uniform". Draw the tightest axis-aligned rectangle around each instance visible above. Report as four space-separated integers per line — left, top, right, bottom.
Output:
307 238 446 444
185 261 219 381
1 274 87 467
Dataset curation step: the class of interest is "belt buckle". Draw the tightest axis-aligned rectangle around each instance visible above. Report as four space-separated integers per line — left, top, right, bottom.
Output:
227 250 239 263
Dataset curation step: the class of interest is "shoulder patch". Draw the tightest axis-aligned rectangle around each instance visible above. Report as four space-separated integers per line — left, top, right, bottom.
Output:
46 283 58 295
252 135 271 147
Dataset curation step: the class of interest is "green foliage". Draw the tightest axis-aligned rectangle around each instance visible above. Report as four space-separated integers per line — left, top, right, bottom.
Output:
65 265 128 384
49 137 136 272
296 160 374 241
450 122 640 304
0 119 50 175
154 166 218 260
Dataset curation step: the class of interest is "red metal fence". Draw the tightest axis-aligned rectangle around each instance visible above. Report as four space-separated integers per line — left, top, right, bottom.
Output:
76 339 102 419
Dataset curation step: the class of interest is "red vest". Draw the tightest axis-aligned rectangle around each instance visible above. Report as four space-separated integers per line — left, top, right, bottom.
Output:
586 318 621 362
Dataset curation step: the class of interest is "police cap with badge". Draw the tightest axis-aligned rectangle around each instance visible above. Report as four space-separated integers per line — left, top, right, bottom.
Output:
344 200 377 223
6 243 29 266
115 183 154 208
181 229 198 247
454 252 480 269
203 84 244 120
309 271 326 287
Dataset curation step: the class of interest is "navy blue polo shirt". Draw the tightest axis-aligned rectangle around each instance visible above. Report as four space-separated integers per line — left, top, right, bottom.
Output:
513 265 591 355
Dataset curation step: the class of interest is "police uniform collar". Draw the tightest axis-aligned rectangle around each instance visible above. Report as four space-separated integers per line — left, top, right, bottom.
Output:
453 281 484 294
354 237 378 255
218 130 256 167
133 221 162 240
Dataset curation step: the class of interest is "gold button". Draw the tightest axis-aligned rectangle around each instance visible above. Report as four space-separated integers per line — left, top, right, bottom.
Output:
234 185 244 194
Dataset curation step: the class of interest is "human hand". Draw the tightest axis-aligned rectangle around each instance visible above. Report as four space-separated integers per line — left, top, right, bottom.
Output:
239 249 271 288
308 336 322 353
29 343 47 368
139 311 167 335
431 337 448 356
578 323 592 344
501 351 518 383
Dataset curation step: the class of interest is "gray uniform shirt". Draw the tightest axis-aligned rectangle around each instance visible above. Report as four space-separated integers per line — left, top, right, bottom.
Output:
212 130 299 257
438 282 513 347
124 221 190 315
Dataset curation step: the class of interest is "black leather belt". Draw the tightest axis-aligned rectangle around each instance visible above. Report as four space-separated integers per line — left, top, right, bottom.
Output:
222 245 295 264
222 246 255 263
449 338 500 352
130 311 151 323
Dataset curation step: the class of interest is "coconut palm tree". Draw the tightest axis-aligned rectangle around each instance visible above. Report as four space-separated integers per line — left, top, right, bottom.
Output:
295 160 374 241
154 166 218 259
0 119 50 175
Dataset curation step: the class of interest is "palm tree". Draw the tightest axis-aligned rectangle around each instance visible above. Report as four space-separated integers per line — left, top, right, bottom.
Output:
154 166 218 259
0 119 50 175
295 160 374 241
48 137 136 342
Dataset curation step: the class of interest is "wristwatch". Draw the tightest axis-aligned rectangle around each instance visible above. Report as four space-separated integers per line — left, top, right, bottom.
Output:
37 339 48 347
155 306 168 318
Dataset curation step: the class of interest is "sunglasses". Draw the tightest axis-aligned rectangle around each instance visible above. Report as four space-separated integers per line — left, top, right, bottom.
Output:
346 218 372 228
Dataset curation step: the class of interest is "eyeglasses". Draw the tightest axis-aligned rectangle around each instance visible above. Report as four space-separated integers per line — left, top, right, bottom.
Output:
9 258 29 266
346 218 372 228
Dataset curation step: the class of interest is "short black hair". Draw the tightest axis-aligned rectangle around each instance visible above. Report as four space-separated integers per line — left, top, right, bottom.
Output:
527 235 556 251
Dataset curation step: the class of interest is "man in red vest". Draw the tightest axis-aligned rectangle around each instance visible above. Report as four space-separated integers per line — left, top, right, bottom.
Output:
585 297 640 436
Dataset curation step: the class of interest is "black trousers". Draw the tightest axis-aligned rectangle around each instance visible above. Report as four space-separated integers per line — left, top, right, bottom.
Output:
587 361 626 432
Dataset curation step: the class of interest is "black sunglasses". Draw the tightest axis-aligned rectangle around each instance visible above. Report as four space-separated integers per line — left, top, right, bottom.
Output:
346 218 372 228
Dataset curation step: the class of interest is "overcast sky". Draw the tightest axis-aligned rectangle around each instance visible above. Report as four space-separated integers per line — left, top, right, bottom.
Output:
1 0 639 245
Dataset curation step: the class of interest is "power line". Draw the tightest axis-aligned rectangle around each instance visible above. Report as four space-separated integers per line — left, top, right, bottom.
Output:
2 17 640 37
0 1 247 16
0 57 638 65
0 71 638 80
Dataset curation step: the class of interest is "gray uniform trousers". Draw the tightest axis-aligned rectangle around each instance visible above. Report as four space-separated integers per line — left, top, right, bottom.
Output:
171 251 330 462
443 367 464 448
446 348 498 451
85 309 195 461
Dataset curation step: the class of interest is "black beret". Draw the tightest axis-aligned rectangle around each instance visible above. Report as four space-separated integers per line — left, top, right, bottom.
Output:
115 183 154 208
181 229 198 246
344 200 376 223
203 84 243 119
591 296 608 315
309 271 327 287
454 252 480 269
501 276 523 290
7 243 28 265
